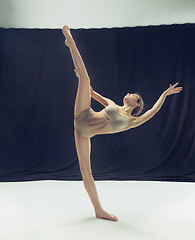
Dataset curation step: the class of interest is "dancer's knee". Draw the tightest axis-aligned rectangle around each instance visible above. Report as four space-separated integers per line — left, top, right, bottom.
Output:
79 74 90 83
81 168 93 178
74 68 89 80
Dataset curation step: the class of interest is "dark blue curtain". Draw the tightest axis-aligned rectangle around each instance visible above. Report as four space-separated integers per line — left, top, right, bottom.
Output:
0 23 194 182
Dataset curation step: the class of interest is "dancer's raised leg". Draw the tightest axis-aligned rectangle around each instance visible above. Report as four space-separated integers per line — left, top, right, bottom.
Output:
62 25 118 221
62 25 90 117
62 25 89 79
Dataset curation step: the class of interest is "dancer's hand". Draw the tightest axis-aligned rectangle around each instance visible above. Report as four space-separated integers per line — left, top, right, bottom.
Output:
74 68 79 78
164 82 183 96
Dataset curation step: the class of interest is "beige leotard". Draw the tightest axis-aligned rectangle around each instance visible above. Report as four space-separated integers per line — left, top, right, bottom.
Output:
74 105 129 138
102 105 129 133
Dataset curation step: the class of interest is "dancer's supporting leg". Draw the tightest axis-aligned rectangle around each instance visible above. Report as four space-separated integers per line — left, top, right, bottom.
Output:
62 25 118 221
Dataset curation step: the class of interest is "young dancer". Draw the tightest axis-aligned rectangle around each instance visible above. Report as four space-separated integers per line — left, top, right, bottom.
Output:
62 25 182 221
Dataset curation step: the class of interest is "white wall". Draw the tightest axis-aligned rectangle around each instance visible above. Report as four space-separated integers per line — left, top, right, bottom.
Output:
0 0 195 29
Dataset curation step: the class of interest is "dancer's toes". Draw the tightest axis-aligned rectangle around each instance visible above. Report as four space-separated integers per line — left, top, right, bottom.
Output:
62 25 73 47
62 25 70 34
62 25 72 39
96 209 118 222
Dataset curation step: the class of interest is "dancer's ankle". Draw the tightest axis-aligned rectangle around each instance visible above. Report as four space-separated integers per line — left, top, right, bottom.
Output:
65 39 75 48
95 205 104 214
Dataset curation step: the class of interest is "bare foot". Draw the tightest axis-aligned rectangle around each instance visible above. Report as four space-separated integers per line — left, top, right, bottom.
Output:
62 25 74 47
95 209 118 222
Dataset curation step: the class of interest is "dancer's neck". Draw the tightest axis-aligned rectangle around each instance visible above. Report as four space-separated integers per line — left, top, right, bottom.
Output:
121 104 134 116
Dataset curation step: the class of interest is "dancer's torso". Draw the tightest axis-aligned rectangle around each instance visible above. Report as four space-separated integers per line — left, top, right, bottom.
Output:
89 104 133 136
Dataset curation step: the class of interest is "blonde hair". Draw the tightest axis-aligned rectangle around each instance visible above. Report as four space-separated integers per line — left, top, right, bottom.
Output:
131 93 144 117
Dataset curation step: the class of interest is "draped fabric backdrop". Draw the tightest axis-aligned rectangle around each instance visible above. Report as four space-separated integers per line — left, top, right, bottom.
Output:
0 23 194 182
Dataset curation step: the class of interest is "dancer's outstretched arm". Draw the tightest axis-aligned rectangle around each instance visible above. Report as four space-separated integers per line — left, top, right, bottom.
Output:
90 86 115 107
131 83 183 128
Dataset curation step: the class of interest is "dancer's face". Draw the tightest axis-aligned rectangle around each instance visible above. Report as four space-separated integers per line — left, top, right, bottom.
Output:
123 93 140 107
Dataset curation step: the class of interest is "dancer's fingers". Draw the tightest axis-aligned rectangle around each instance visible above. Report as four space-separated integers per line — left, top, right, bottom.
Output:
173 82 179 87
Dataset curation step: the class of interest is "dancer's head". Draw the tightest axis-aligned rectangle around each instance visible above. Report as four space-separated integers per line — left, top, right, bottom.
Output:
123 93 144 116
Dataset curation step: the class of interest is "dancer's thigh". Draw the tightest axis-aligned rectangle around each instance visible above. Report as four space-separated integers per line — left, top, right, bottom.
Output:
74 77 91 118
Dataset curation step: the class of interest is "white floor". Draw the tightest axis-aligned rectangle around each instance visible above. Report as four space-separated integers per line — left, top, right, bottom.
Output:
0 180 195 240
